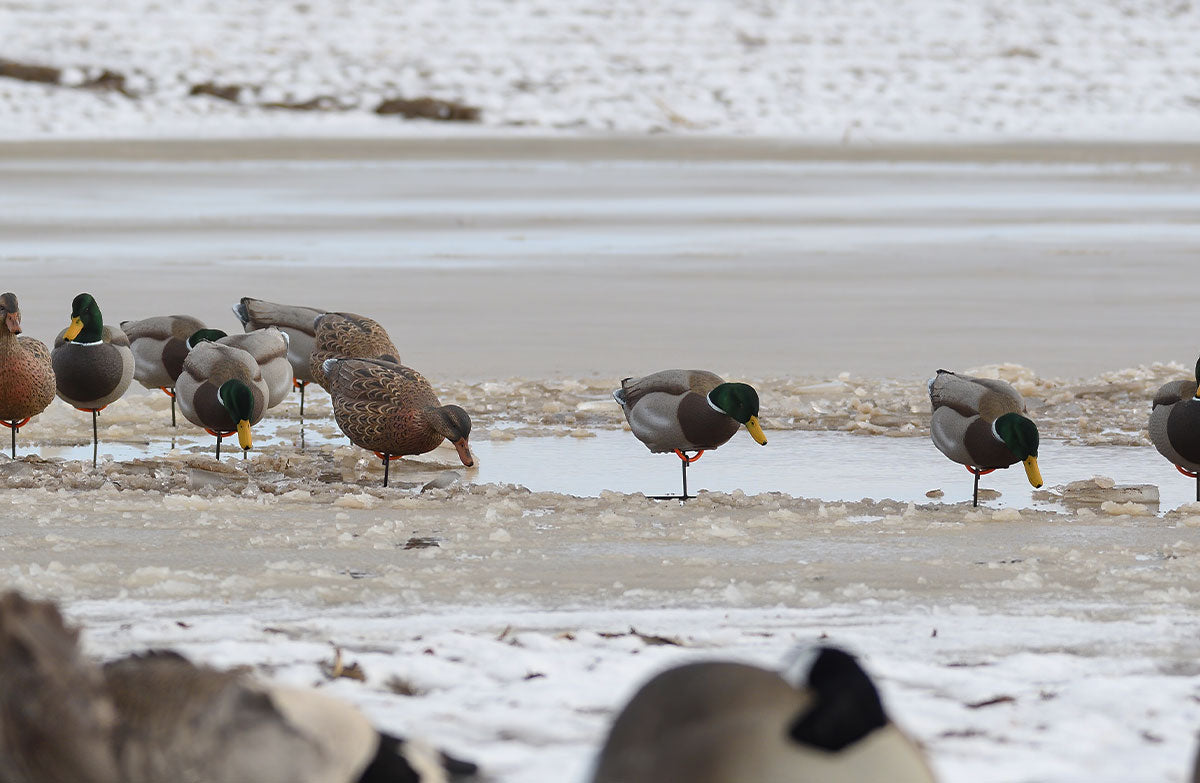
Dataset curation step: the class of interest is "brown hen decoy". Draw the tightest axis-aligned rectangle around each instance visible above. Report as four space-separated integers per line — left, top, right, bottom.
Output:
0 292 56 458
309 312 401 390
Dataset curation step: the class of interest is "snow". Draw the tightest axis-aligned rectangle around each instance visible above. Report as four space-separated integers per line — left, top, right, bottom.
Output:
2 0 1200 140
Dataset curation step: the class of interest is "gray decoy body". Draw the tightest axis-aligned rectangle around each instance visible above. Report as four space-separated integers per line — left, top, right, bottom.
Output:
217 327 294 409
613 369 767 453
1149 359 1200 471
232 297 326 386
52 299 134 412
0 591 478 783
176 341 268 452
590 647 935 783
309 312 401 390
119 315 207 391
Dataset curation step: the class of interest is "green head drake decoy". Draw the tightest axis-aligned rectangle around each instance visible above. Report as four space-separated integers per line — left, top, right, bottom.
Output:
590 646 935 783
322 357 473 487
0 293 57 459
51 293 135 468
188 327 294 412
175 341 268 459
118 314 207 427
928 369 1042 507
309 312 401 390
1149 356 1200 501
232 297 327 417
613 369 767 499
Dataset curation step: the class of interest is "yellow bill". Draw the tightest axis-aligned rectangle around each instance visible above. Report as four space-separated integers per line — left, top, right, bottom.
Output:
236 419 252 451
1023 455 1042 488
63 317 84 341
745 415 767 446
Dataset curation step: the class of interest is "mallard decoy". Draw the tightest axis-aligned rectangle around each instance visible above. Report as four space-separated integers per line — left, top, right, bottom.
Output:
1149 356 1200 501
310 312 401 390
590 646 935 783
928 369 1043 507
0 590 479 783
613 370 767 499
175 341 268 459
118 315 206 427
232 297 326 416
0 293 56 459
188 327 294 410
322 358 473 487
51 293 135 468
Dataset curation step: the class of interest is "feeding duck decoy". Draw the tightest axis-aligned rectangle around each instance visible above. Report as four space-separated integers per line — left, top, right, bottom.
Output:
0 293 57 459
590 645 936 783
613 369 766 499
189 327 294 411
119 314 206 427
0 590 479 783
51 293 135 468
310 312 401 390
1149 356 1200 501
322 357 473 487
232 297 326 416
928 369 1043 507
175 341 268 459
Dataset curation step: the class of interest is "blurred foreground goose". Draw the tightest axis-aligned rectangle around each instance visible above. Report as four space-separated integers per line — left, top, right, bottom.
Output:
119 314 206 426
0 590 479 783
1149 357 1200 500
190 327 295 410
928 369 1043 507
310 312 401 390
232 297 326 416
323 358 473 487
176 341 268 459
613 369 766 499
0 292 56 459
51 293 135 468
590 646 935 783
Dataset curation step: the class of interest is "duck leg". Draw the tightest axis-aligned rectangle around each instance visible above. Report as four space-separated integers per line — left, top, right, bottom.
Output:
216 433 223 460
972 467 980 508
91 409 98 468
681 455 690 499
383 453 391 487
9 420 15 459
171 393 176 427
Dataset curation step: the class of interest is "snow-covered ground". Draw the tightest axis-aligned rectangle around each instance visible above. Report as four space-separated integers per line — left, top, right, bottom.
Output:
2 0 1200 140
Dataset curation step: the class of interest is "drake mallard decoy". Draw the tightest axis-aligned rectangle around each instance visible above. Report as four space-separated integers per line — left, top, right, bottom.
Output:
322 358 473 486
175 341 268 459
0 292 57 458
51 293 135 467
310 312 401 390
118 314 206 427
232 297 326 416
1149 356 1200 500
590 646 935 783
928 369 1043 506
0 590 479 783
613 369 766 499
189 327 294 410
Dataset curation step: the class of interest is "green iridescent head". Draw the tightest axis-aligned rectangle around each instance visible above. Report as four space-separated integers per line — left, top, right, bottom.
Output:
708 382 767 446
64 293 103 343
994 412 1042 488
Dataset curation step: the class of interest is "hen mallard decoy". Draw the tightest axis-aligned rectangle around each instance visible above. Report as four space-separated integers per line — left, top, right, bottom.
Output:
0 292 57 459
118 314 206 427
189 327 294 410
310 312 401 390
613 370 766 499
322 358 473 487
1149 356 1200 500
175 341 268 459
928 369 1043 507
590 646 935 783
232 297 326 416
0 590 479 783
51 293 135 468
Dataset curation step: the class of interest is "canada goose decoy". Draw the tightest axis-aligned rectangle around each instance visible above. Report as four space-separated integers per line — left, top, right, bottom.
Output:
175 341 268 459
0 293 56 459
928 369 1043 507
51 293 135 468
613 370 766 499
0 590 479 783
310 312 401 390
232 297 326 416
189 327 294 411
119 314 206 427
322 358 473 487
1149 357 1200 501
590 646 935 783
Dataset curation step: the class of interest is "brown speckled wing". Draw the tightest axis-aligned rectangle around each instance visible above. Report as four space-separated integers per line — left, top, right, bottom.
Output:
309 313 401 387
327 359 443 455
